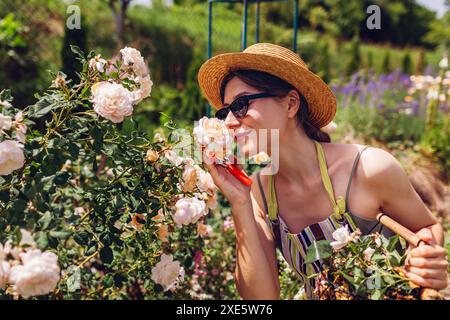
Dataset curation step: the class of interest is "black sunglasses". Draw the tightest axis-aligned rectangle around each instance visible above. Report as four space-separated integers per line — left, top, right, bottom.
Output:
216 93 275 120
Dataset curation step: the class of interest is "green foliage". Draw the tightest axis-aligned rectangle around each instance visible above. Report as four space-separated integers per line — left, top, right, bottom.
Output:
305 232 418 300
382 50 391 74
345 39 362 76
0 48 232 299
401 52 413 75
421 115 450 180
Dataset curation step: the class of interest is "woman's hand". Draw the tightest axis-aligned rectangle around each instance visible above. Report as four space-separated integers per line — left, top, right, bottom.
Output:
404 228 448 290
204 156 251 207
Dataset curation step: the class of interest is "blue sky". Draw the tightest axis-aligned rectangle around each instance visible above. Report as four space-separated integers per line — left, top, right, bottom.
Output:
134 0 447 18
417 0 447 17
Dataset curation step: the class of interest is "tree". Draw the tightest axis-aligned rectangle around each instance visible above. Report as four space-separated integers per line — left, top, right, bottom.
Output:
345 38 361 76
61 16 88 82
382 49 391 74
401 52 413 75
106 0 133 48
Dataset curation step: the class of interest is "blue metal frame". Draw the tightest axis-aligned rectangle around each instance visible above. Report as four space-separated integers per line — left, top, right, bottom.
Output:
206 0 299 116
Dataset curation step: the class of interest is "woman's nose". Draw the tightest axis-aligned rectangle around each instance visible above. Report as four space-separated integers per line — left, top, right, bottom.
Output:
224 111 240 129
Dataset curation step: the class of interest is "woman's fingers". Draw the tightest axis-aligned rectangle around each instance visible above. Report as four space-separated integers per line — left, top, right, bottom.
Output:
405 272 448 290
415 228 435 245
409 245 447 259
405 266 445 280
407 257 449 269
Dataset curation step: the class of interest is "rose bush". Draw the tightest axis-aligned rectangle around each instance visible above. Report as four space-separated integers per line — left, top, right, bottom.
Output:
305 226 444 300
0 47 237 299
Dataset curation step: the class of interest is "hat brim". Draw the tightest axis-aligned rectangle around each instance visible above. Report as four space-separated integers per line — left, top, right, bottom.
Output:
198 52 336 128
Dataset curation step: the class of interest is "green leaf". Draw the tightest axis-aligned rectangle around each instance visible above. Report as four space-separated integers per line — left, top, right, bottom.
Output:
387 235 399 252
49 230 72 239
67 268 81 292
338 270 356 287
371 289 383 300
102 274 114 287
100 246 114 264
28 95 58 119
0 89 12 103
38 211 53 230
54 172 70 186
85 244 97 256
305 240 332 264
68 142 80 159
74 231 90 245
35 231 49 249
70 45 85 61
90 126 104 153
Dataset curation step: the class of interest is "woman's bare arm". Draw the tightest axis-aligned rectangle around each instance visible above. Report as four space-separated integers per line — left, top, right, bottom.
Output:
204 162 280 299
362 147 448 290
233 195 280 299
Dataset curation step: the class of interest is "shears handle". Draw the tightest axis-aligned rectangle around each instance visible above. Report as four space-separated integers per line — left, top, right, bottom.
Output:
225 164 252 186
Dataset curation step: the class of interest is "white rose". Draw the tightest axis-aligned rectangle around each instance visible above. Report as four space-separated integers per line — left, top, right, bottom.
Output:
151 254 184 291
9 249 60 298
197 222 213 237
164 150 183 167
120 47 149 78
132 75 153 103
91 81 134 123
0 140 25 176
363 247 375 261
0 113 12 131
173 197 207 226
146 149 159 162
193 117 232 147
375 236 382 247
250 152 270 164
0 260 10 289
203 141 230 162
74 207 86 216
15 122 27 144
89 54 107 73
330 225 354 250
51 74 66 88
195 165 215 193
0 244 10 289
181 160 198 193
19 229 36 248
3 240 21 260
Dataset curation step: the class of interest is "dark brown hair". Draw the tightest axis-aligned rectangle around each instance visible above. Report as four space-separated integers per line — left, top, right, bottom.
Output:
219 69 330 143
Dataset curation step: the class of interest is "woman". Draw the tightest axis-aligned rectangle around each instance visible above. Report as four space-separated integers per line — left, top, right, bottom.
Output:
197 43 447 299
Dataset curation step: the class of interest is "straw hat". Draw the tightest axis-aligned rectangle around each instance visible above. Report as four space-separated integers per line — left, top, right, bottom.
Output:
197 43 336 128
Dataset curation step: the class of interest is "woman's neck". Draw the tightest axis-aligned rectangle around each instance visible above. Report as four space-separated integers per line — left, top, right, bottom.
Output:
275 126 322 186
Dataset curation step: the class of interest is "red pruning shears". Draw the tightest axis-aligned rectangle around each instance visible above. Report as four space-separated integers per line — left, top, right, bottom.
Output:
216 158 252 186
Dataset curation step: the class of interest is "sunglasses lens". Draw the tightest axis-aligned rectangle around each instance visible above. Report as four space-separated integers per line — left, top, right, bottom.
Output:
230 97 249 118
216 108 229 120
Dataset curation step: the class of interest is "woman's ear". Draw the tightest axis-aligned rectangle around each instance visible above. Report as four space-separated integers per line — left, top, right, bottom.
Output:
286 90 300 119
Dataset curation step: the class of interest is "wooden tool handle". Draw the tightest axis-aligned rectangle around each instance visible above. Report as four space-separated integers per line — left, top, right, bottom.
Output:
376 213 442 300
376 213 423 247
226 164 252 186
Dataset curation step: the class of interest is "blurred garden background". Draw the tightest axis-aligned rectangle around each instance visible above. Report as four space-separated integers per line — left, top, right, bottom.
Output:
0 0 449 299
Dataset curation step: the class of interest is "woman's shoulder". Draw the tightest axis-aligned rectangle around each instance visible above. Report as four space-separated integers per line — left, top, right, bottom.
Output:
323 142 403 181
